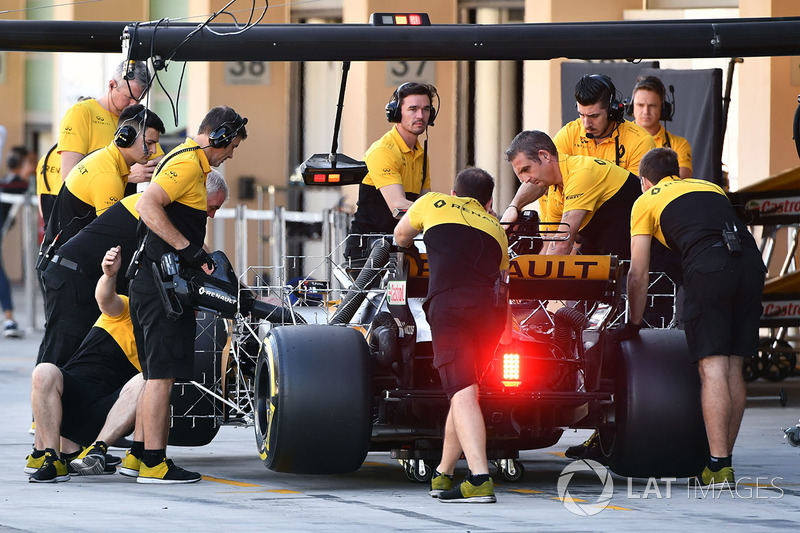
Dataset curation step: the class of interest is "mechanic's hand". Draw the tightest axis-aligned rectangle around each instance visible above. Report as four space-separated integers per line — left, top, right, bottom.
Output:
101 245 122 278
178 242 214 271
614 321 642 342
128 159 158 184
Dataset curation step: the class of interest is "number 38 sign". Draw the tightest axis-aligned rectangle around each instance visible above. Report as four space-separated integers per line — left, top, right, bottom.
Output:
225 61 270 85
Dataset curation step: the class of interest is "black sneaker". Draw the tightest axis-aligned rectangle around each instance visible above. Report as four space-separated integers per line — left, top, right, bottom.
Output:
137 458 201 484
105 453 121 467
438 477 496 503
29 450 70 483
70 441 108 476
565 431 603 461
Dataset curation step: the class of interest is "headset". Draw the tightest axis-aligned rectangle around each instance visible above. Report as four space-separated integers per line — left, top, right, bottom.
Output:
580 74 625 123
114 108 147 149
624 76 675 122
208 113 249 148
385 82 439 126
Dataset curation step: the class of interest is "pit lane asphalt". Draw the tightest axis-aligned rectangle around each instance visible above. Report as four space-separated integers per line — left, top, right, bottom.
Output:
1 289 798 532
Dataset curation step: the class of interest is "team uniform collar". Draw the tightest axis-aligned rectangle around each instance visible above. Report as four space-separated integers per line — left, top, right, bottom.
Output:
390 125 421 153
105 141 131 180
652 124 669 144
184 137 212 174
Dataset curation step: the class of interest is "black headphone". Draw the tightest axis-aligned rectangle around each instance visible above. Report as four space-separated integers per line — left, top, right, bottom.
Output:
582 74 625 123
209 113 248 148
114 108 146 149
624 76 674 122
385 82 438 126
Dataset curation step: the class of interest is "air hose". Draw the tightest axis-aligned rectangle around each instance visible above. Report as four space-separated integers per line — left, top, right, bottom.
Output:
330 238 391 325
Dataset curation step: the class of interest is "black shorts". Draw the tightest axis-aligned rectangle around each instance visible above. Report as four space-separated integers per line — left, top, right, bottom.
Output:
37 262 101 367
59 368 122 446
130 266 196 380
424 286 505 399
682 246 765 363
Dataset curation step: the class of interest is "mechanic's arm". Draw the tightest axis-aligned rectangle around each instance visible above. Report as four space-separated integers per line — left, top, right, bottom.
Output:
393 212 420 248
95 245 125 318
500 182 546 224
379 183 415 213
626 234 652 325
135 183 190 250
545 209 587 255
59 151 84 182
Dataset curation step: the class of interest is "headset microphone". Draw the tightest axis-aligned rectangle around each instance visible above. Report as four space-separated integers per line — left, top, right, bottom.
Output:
585 132 595 139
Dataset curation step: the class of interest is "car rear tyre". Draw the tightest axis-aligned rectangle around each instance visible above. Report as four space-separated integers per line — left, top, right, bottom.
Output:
600 329 707 478
254 325 372 474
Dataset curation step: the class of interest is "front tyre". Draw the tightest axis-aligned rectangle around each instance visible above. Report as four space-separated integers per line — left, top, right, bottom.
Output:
254 325 372 474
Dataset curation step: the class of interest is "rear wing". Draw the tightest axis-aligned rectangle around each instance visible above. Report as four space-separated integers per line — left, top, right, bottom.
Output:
398 251 619 303
508 255 619 302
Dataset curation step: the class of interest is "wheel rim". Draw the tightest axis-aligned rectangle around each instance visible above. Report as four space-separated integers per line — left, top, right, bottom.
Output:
255 338 277 460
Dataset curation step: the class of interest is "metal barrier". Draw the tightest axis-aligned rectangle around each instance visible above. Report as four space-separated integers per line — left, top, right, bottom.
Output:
2 186 354 332
211 201 352 289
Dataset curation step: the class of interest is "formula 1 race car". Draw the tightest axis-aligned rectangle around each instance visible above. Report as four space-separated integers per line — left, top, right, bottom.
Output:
164 217 707 482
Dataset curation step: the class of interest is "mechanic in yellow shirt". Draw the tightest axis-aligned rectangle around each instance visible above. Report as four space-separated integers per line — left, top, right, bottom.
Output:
395 168 509 503
131 106 247 484
346 82 437 260
501 74 654 226
27 246 143 483
57 61 157 183
505 130 640 258
43 105 165 249
621 148 765 486
37 105 165 369
626 76 692 178
37 62 161 226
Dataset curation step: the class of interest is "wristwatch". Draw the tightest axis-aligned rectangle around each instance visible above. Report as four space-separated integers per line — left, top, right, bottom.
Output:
392 207 404 219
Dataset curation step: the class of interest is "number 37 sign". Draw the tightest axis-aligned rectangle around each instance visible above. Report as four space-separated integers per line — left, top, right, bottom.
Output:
385 61 435 87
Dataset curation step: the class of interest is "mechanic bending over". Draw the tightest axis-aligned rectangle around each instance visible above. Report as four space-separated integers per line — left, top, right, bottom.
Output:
628 75 692 178
504 130 640 258
345 82 437 260
505 130 677 462
619 148 766 487
131 107 246 484
36 105 166 368
37 168 228 375
395 167 510 503
501 74 654 226
37 61 162 226
27 246 143 483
